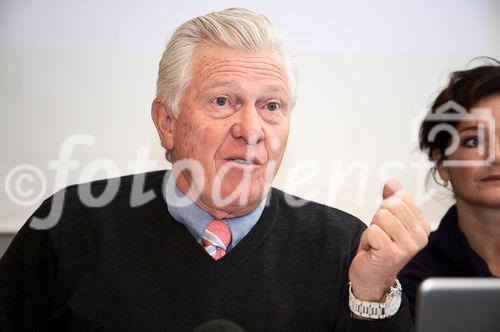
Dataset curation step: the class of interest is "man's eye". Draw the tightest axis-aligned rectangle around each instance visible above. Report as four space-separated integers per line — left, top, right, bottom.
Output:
266 102 279 111
214 97 229 107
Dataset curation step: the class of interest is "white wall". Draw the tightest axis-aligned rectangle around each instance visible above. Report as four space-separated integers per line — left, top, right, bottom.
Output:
1 0 499 232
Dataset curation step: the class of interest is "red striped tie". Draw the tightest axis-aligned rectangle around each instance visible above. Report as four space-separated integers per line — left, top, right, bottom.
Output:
202 219 232 260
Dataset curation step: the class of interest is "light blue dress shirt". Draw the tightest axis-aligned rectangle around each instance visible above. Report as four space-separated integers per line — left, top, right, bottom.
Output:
165 175 266 251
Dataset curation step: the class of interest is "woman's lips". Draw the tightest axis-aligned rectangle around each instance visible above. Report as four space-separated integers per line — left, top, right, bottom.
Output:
480 175 500 181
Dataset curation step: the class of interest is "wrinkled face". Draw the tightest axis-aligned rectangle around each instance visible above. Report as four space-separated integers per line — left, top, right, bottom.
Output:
437 95 500 208
158 43 291 217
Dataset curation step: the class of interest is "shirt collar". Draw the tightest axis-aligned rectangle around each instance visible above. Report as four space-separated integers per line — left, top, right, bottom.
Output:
165 175 266 250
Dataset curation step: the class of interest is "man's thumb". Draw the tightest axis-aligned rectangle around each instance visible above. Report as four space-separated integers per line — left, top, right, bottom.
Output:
382 178 403 199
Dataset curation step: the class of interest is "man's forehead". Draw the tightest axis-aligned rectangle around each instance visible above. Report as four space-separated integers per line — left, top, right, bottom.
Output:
191 44 289 87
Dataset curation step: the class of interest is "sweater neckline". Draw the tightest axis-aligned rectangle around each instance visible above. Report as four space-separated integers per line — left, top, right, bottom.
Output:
153 172 279 270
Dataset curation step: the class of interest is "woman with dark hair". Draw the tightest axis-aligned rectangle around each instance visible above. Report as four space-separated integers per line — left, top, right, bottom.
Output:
399 58 500 319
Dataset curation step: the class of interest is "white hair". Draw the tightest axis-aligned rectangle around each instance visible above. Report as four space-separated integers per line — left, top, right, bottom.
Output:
156 8 297 118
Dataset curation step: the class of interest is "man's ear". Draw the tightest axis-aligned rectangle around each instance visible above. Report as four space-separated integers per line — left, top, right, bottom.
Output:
431 149 450 182
151 98 175 151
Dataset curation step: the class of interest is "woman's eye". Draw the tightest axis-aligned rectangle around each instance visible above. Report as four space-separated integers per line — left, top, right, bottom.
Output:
266 102 279 111
214 97 229 107
462 136 481 147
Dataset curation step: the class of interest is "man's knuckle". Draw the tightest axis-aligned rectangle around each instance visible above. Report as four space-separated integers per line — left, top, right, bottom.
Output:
408 241 421 254
368 224 382 235
415 226 429 243
376 208 392 220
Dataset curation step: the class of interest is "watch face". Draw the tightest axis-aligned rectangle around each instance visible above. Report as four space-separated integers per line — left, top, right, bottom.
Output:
385 291 402 316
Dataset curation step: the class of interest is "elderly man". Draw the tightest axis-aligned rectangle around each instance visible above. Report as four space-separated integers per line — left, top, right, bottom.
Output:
0 8 429 331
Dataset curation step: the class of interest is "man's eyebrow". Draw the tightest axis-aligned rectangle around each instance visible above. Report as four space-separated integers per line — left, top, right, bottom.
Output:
204 81 289 97
263 84 288 94
205 80 239 89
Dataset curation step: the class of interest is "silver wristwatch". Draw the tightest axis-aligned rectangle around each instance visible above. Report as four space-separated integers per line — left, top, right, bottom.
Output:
348 279 402 319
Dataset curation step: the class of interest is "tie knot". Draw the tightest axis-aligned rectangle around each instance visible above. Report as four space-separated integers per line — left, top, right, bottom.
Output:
203 219 232 251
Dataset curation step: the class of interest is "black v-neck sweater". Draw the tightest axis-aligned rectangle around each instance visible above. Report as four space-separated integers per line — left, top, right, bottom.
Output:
0 170 412 331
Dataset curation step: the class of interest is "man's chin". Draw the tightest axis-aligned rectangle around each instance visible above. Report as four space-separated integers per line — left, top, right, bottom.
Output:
208 185 268 214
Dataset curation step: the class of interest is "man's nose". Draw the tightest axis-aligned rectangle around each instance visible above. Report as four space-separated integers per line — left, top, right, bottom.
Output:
230 106 265 144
